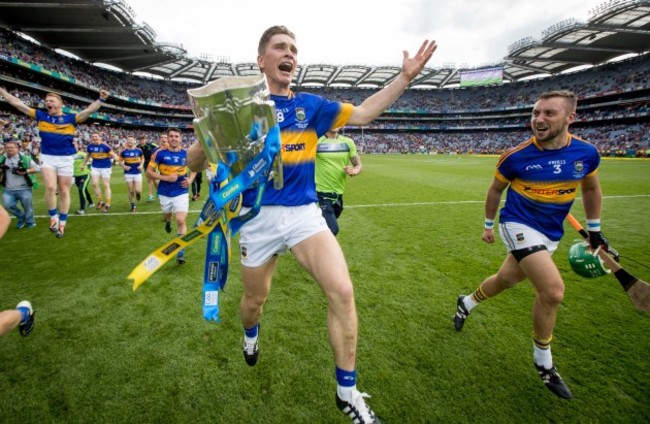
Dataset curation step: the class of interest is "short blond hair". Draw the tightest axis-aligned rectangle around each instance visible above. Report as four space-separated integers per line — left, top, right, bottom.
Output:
45 92 62 102
537 90 578 112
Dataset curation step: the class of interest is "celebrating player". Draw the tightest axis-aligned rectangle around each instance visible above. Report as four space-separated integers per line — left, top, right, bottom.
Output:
82 131 118 213
147 128 195 265
453 90 608 400
119 135 144 212
188 25 436 423
0 87 109 237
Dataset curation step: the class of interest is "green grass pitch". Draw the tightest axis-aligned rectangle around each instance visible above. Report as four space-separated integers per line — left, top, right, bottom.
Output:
0 154 648 423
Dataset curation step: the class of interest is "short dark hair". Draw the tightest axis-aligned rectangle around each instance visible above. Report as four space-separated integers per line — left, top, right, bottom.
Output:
167 128 182 136
258 25 296 55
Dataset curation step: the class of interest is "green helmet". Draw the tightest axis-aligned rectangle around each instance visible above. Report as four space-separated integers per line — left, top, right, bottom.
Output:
568 241 610 278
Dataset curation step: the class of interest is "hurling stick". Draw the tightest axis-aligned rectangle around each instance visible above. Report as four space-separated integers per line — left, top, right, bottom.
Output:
566 213 650 313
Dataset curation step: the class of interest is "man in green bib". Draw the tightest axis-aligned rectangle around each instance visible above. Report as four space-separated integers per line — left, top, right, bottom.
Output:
315 128 363 236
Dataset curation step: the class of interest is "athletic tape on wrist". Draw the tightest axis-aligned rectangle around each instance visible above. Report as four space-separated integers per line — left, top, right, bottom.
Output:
586 218 601 232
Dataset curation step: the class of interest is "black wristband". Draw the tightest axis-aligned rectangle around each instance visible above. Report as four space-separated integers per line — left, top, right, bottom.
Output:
98 97 106 103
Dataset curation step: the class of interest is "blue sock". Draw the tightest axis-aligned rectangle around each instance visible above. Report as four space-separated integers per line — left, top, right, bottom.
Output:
16 306 30 323
48 209 57 218
336 367 356 388
59 213 68 224
176 235 185 257
244 323 259 338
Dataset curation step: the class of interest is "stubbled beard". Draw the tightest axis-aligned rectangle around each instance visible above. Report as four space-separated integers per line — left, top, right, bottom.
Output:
534 127 561 143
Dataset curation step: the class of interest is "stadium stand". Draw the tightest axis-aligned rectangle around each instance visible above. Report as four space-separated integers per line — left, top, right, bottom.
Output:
0 21 648 157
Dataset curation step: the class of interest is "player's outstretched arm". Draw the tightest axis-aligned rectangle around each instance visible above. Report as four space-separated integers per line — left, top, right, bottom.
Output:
77 88 109 123
0 86 33 116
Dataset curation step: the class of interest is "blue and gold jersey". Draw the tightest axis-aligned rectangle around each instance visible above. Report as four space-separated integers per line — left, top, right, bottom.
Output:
120 148 143 175
151 148 188 197
87 143 114 169
31 109 77 156
242 92 353 207
496 134 600 241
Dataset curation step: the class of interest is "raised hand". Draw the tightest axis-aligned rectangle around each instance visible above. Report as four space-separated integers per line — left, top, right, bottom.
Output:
401 40 438 81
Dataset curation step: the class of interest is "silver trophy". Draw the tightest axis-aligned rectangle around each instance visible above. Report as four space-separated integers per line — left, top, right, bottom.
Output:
187 74 282 188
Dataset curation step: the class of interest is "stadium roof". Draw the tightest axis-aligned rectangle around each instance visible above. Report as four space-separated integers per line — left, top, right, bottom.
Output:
0 0 649 88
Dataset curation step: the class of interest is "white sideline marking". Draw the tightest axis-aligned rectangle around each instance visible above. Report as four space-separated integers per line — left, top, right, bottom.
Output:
28 194 650 219
348 194 650 209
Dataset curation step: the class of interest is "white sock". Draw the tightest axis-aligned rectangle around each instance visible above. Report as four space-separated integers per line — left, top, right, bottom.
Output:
533 344 553 369
463 295 478 312
337 385 356 402
244 334 257 345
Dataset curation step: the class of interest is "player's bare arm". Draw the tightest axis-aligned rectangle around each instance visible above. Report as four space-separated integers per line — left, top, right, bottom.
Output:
580 173 603 220
0 86 33 116
482 177 508 243
76 88 109 123
187 142 209 172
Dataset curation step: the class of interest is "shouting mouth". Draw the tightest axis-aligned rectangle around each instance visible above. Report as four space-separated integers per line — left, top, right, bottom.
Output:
278 62 293 74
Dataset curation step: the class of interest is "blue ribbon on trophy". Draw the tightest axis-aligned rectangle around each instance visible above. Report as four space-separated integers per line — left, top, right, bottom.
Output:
128 75 282 324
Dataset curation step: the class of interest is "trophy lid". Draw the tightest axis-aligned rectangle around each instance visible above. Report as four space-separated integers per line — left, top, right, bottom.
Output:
187 74 268 99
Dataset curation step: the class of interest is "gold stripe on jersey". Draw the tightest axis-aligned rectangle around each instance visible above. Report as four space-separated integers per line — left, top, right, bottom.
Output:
158 164 187 176
90 151 112 160
333 104 353 129
123 157 142 165
509 178 580 204
38 120 76 135
280 130 318 165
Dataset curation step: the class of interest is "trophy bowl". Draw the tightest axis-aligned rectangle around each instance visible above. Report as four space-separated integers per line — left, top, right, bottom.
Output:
188 74 278 177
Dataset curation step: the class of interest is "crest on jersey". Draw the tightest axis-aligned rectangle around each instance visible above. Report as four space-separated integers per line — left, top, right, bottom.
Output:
295 107 306 122
574 161 584 173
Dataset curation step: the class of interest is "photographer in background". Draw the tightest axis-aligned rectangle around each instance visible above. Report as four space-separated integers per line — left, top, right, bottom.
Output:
0 139 40 229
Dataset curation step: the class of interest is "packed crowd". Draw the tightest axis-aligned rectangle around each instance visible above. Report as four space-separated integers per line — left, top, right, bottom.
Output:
0 29 192 105
352 122 650 156
0 27 648 159
1 27 648 112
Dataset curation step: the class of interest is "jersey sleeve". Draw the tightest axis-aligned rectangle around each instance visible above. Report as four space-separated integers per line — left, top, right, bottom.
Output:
311 97 353 137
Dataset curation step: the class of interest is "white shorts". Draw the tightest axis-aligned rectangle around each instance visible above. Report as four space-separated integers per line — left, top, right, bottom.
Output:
239 203 329 267
499 221 558 254
125 174 142 183
91 167 112 179
159 194 189 214
40 154 74 177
